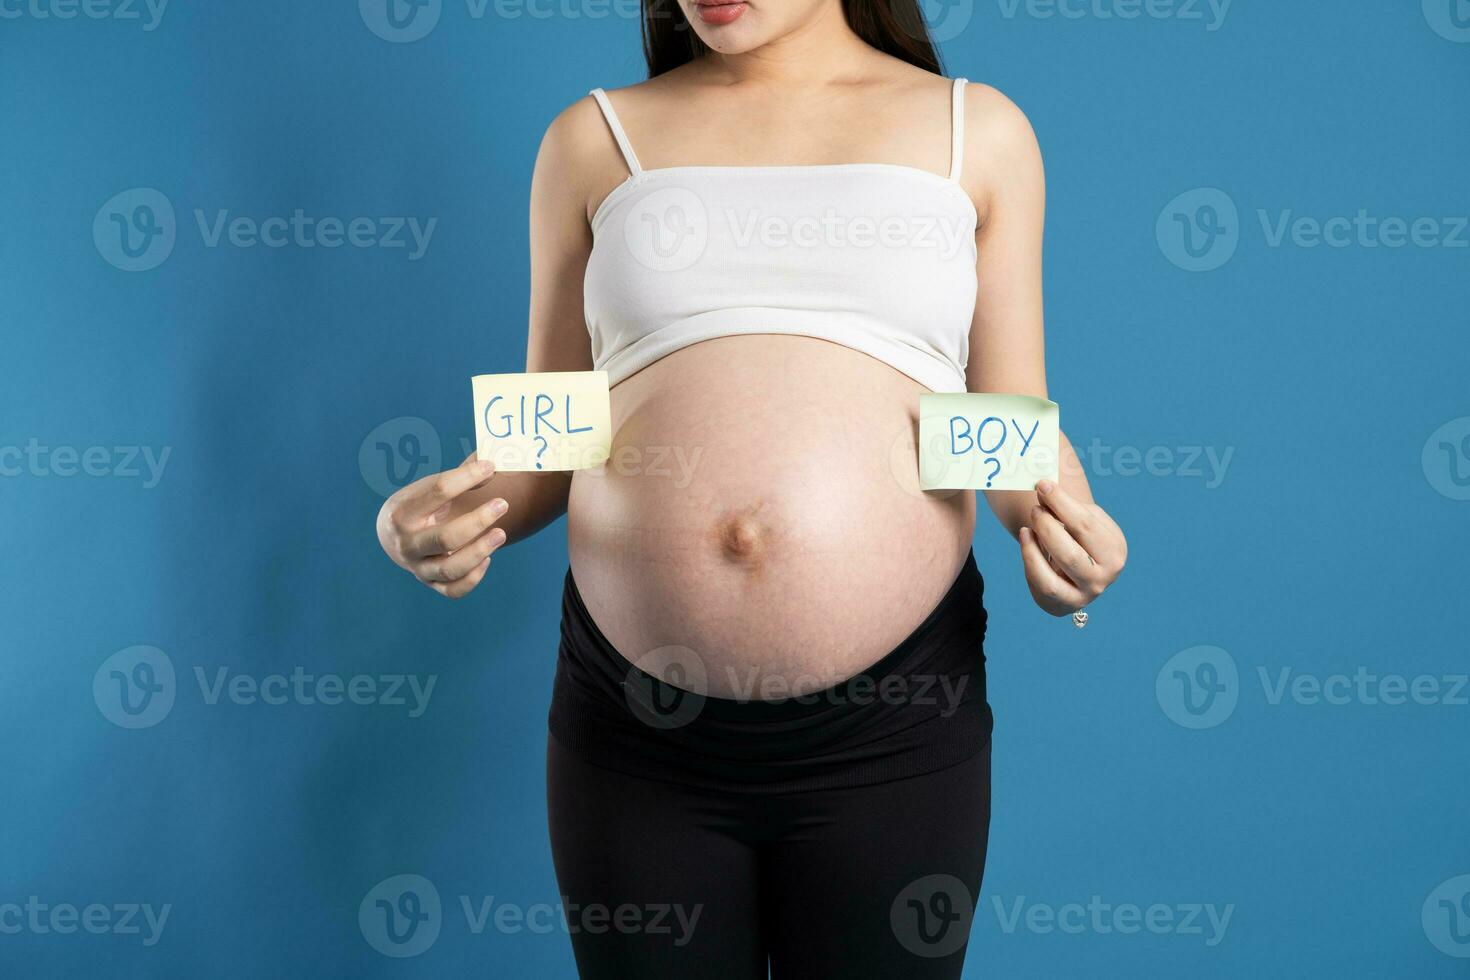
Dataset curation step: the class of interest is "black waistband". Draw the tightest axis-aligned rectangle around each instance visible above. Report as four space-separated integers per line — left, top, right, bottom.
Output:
549 553 992 793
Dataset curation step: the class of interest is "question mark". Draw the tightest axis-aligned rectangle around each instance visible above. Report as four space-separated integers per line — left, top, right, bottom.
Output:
982 456 1001 488
533 435 548 470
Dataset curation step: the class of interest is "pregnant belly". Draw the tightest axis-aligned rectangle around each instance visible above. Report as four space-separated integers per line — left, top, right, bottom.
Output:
567 335 975 699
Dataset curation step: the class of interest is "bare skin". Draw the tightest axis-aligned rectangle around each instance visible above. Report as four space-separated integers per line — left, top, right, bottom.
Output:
376 0 1127 695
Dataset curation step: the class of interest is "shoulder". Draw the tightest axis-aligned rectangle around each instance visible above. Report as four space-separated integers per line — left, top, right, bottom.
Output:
960 82 1040 166
537 91 614 173
535 82 674 219
536 72 687 174
546 69 690 142
956 81 1044 218
873 64 1040 181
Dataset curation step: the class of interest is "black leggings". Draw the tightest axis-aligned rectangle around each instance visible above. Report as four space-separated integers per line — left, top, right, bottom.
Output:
546 553 993 979
548 737 990 979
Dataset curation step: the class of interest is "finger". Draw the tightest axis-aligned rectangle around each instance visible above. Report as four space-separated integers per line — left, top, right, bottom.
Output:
398 454 495 525
402 497 509 560
1034 481 1111 564
1034 480 1090 528
430 556 492 600
1019 526 1088 614
1086 504 1128 570
1030 506 1100 592
416 526 507 583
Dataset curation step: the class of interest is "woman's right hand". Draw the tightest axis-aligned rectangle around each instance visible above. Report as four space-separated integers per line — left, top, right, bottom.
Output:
376 454 510 599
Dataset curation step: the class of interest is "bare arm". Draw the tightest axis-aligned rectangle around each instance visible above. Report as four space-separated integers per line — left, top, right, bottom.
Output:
375 96 608 595
446 95 606 544
960 84 1126 614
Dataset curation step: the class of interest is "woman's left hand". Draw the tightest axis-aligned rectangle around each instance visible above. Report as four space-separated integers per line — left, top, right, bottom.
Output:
1017 480 1127 616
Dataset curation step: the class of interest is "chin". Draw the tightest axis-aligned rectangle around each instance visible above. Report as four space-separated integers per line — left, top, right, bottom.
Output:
697 28 766 53
682 1 767 51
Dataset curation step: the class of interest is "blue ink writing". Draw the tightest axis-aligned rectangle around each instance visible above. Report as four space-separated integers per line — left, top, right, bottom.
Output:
947 416 1042 489
483 394 594 440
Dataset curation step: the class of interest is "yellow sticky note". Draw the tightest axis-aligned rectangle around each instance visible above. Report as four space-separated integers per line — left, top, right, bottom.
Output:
472 371 611 472
918 393 1060 491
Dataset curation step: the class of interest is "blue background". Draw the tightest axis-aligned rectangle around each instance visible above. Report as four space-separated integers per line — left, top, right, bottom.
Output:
3 0 1468 976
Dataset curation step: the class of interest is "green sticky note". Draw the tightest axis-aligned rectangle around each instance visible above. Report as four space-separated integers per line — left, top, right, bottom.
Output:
472 371 612 472
918 393 1060 491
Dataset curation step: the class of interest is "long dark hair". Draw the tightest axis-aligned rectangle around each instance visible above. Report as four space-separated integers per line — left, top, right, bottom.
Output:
642 0 943 78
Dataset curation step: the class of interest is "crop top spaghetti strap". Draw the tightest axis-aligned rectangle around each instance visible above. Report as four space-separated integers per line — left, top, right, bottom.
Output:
583 78 978 394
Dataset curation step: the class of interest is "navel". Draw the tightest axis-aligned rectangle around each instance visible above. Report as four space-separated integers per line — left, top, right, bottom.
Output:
714 509 768 567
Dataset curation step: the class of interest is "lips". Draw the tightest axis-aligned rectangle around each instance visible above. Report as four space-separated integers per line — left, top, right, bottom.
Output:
692 0 747 26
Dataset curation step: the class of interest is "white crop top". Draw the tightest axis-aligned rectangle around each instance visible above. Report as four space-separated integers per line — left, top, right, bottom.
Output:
583 78 977 393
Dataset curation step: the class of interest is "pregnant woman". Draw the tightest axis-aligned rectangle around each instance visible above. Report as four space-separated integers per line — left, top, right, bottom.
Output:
377 0 1125 975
